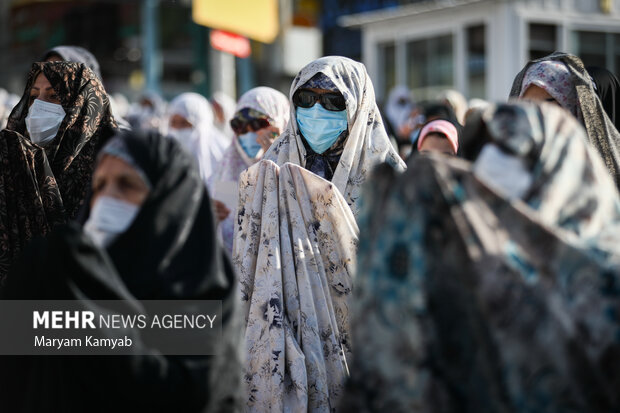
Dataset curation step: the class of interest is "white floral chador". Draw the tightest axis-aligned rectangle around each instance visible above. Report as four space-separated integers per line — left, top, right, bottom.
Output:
234 56 405 412
234 160 358 412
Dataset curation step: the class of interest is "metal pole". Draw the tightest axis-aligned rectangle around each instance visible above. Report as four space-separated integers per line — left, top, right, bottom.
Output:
142 0 160 93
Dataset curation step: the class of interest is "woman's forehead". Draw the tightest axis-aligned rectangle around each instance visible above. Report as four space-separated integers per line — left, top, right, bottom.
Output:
95 155 135 175
33 72 51 87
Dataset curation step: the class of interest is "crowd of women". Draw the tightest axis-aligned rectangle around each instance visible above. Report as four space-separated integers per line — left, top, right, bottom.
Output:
0 44 618 412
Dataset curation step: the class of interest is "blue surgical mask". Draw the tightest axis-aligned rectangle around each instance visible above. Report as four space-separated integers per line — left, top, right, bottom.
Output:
238 131 262 158
296 103 348 154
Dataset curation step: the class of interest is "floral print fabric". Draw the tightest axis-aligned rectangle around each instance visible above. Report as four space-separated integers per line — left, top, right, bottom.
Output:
264 56 406 217
340 102 620 412
0 61 116 279
510 52 620 188
473 102 620 261
0 131 65 278
520 60 578 118
6 61 117 218
233 159 358 412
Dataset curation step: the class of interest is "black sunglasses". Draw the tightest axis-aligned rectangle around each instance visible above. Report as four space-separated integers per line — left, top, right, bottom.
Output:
293 89 346 112
230 117 271 135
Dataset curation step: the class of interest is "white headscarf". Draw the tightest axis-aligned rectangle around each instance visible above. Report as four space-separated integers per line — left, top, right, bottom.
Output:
167 92 230 183
264 56 406 216
208 86 290 255
236 86 289 132
384 85 413 131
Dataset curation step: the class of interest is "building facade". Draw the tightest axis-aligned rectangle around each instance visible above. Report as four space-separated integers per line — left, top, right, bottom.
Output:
340 0 620 103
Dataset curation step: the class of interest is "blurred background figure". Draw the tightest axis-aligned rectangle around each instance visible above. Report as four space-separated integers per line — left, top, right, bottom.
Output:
382 85 414 152
417 119 459 156
511 52 620 188
127 91 166 132
436 89 468 125
401 100 461 159
166 92 229 185
209 86 289 255
210 91 237 144
341 101 620 412
108 92 131 129
0 88 19 129
464 97 491 125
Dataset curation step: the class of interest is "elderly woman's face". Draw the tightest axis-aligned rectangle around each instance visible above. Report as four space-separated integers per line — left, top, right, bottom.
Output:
91 155 150 207
29 72 61 106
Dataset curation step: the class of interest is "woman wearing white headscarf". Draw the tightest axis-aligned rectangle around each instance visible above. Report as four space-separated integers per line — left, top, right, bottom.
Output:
383 85 414 148
167 92 230 185
209 86 289 254
233 56 405 412
265 55 405 216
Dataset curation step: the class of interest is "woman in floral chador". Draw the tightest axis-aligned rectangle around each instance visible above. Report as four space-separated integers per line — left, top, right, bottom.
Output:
0 61 117 278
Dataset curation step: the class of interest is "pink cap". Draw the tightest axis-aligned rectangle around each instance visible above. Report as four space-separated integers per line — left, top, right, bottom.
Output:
417 120 459 154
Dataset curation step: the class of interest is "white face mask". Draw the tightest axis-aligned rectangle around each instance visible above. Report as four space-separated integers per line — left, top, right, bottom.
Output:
168 127 195 153
473 143 533 200
83 196 140 248
25 99 66 145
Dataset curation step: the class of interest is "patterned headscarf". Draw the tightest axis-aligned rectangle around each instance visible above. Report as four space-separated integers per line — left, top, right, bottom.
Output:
510 52 620 189
474 102 620 255
341 102 620 412
6 61 117 218
520 60 579 119
0 61 116 278
264 55 405 216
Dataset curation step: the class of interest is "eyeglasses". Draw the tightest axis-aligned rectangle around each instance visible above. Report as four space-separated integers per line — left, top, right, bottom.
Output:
230 116 271 135
292 89 346 112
